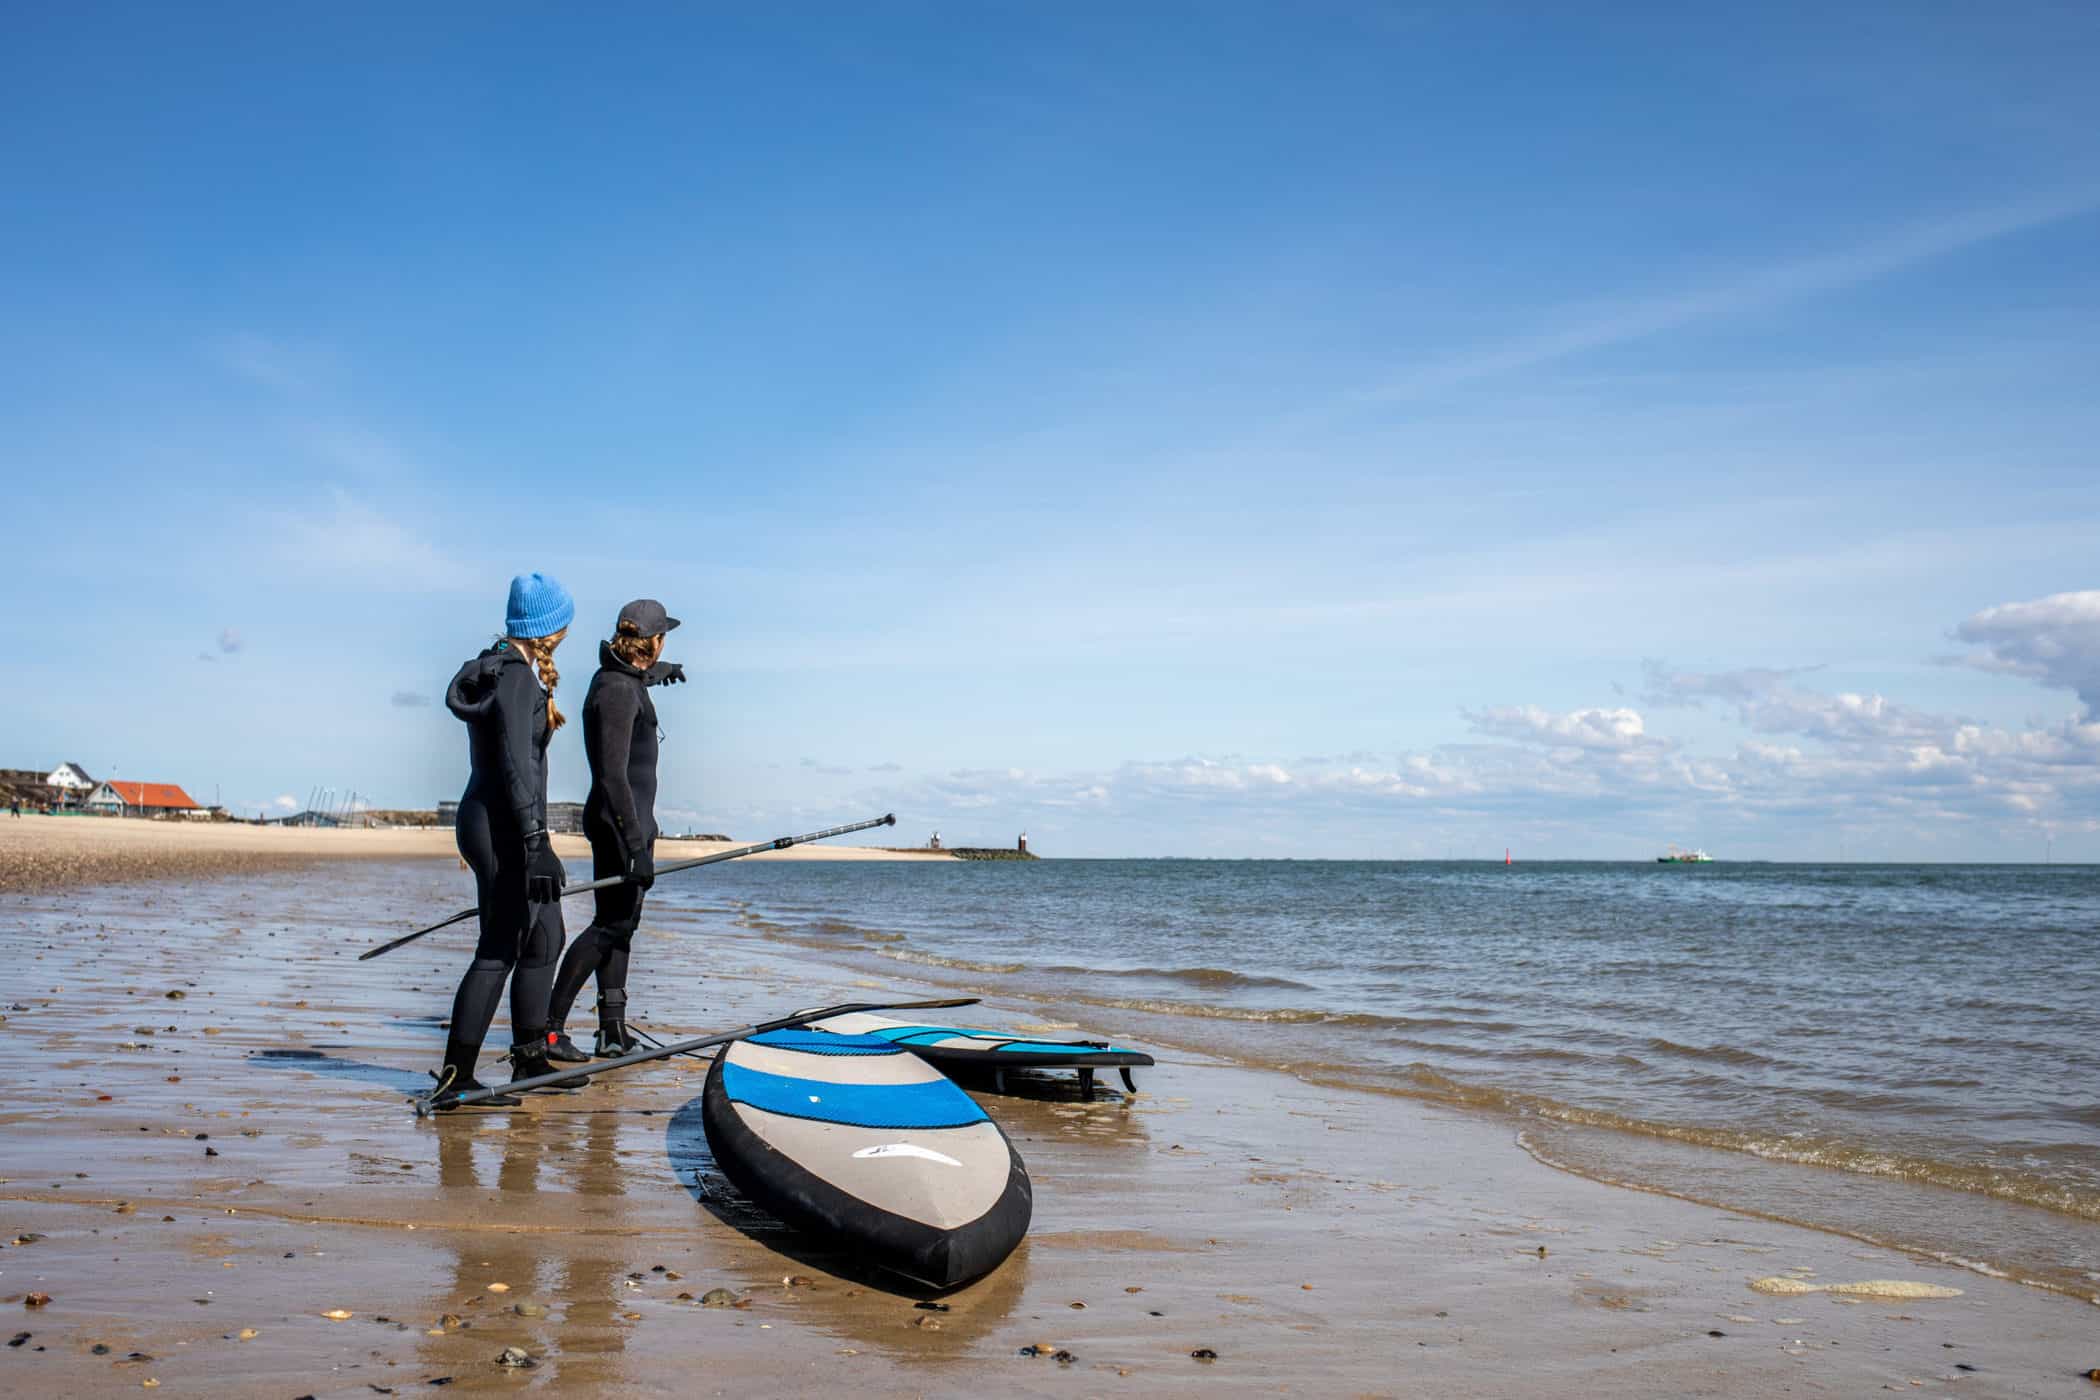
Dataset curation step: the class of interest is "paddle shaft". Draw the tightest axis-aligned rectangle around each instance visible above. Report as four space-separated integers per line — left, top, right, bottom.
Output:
418 996 981 1112
359 813 897 961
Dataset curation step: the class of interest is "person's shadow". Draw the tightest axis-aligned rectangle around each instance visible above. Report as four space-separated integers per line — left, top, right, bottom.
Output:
246 1047 431 1096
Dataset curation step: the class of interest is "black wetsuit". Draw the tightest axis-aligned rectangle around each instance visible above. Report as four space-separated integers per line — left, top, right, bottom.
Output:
442 644 565 1073
548 642 664 1037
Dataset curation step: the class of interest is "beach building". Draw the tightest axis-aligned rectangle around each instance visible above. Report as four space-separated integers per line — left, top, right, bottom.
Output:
84 780 201 818
46 762 95 795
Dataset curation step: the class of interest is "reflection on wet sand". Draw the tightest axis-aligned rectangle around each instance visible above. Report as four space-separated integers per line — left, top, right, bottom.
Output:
424 1108 639 1389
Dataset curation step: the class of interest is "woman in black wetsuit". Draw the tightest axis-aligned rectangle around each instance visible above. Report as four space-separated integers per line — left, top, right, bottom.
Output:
434 572 582 1106
546 598 686 1060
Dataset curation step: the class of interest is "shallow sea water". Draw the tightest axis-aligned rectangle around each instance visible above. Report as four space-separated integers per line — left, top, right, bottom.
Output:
655 858 2100 1301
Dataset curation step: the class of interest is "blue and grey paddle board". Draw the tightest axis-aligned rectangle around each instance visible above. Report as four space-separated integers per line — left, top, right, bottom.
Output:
700 1028 1031 1290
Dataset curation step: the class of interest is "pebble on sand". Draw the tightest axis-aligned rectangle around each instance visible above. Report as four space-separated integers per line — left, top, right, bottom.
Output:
24 1293 51 1308
496 1346 535 1369
485 1282 511 1294
700 1289 739 1307
512 1302 546 1318
1192 1348 1219 1361
322 1309 353 1320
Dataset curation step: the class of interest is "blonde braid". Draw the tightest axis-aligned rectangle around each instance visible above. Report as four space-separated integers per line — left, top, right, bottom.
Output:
505 633 567 731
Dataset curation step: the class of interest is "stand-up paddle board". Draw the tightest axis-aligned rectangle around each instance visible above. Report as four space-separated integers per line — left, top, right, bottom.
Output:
808 1012 1155 1097
700 1029 1031 1290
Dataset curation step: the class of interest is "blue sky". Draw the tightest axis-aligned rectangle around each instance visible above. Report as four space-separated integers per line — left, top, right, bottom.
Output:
4 2 2098 858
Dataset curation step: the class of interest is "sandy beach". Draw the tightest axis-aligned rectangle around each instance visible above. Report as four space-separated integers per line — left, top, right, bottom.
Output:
2 854 2095 1398
0 814 954 895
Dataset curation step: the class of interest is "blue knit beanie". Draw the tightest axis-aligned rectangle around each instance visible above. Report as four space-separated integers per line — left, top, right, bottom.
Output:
504 572 575 639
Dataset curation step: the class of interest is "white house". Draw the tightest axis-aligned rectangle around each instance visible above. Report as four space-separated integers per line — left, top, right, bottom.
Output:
47 762 95 792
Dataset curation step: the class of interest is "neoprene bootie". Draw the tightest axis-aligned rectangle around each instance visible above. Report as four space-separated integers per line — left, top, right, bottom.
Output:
508 1030 586 1092
431 1036 519 1109
594 991 638 1058
545 1030 591 1063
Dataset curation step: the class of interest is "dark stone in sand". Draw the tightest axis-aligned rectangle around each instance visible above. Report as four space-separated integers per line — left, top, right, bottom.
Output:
9 1333 31 1348
699 1289 738 1307
204 1146 219 1157
23 1293 50 1308
1191 1348 1218 1361
92 1343 111 1355
1708 1330 1726 1337
913 1301 950 1312
496 1346 535 1368
13 1233 46 1245
1053 1350 1076 1365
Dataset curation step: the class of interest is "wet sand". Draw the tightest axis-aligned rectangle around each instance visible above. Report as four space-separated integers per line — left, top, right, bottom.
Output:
0 815 953 894
2 862 2094 1397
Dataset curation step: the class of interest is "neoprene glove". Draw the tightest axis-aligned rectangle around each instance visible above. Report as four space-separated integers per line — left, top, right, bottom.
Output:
646 661 687 686
628 844 655 891
524 832 565 904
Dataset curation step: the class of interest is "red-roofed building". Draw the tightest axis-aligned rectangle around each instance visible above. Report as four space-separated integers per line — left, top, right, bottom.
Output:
85 780 201 817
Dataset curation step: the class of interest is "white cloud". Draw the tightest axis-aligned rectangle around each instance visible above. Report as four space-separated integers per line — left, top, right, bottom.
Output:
1467 704 1656 751
1954 589 2100 714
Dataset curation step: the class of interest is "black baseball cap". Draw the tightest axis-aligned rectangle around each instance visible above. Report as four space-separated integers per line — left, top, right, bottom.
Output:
615 598 680 637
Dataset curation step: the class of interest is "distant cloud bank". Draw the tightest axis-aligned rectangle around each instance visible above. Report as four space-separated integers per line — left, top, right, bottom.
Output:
877 590 2100 850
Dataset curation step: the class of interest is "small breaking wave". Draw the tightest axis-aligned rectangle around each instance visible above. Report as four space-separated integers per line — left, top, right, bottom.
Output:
1069 994 1397 1028
1641 1037 1783 1068
1038 964 1316 993
873 946 1026 975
